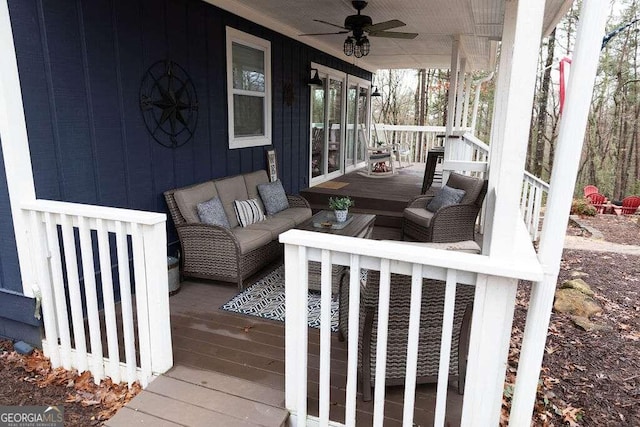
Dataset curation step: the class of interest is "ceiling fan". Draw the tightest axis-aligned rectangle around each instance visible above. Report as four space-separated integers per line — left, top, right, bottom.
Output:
300 0 418 58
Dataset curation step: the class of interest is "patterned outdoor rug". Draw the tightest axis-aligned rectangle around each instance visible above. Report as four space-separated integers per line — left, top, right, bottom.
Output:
221 265 339 332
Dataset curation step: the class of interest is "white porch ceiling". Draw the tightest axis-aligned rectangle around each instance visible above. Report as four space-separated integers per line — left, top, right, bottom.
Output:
206 0 572 71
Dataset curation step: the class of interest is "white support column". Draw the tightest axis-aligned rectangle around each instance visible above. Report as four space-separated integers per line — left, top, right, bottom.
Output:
455 58 467 129
484 0 545 257
470 73 494 133
444 37 460 183
509 1 608 425
482 0 518 253
462 71 473 129
462 275 518 426
0 0 37 297
445 37 460 137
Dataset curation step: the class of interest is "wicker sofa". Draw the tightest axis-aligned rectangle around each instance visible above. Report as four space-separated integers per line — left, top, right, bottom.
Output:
402 172 488 243
164 170 311 289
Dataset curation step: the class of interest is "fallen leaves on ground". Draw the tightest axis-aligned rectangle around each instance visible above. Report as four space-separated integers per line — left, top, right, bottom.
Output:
0 340 141 422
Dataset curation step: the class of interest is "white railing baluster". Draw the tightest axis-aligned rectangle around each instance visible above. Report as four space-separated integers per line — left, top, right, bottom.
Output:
402 263 423 427
345 254 361 427
373 258 391 427
115 221 137 386
44 212 72 370
130 223 152 387
319 249 332 425
296 245 309 423
77 215 104 383
434 269 458 426
28 211 60 367
96 218 120 383
60 213 89 373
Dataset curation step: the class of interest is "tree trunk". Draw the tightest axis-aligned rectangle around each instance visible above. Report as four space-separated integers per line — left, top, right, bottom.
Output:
533 29 556 177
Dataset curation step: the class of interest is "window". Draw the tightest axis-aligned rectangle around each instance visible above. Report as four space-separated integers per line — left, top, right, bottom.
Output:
226 27 271 149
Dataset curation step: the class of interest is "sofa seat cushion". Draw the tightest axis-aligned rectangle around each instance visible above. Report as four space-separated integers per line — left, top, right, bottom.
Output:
216 175 249 228
174 181 218 223
404 207 434 228
272 207 312 225
245 217 295 240
230 227 273 254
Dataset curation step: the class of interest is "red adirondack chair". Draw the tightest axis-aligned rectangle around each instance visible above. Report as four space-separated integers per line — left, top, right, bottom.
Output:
583 185 599 197
619 195 640 215
586 192 607 213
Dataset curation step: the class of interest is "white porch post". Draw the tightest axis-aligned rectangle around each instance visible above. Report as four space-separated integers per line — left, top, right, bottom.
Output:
462 71 473 129
444 37 460 183
470 73 494 133
462 0 546 425
0 0 37 297
455 58 467 129
509 1 608 424
445 37 460 137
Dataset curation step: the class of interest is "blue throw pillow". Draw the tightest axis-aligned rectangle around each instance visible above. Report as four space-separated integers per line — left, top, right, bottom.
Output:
197 197 230 228
258 180 289 215
426 185 466 212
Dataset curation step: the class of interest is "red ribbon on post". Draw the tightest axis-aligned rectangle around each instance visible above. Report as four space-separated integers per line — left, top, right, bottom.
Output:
559 57 572 115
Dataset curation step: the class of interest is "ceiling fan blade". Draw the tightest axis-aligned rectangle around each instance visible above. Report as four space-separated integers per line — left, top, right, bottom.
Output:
369 30 418 39
313 19 348 30
365 19 405 33
300 31 350 36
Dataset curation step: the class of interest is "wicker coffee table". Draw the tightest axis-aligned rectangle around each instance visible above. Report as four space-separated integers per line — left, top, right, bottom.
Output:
296 211 376 292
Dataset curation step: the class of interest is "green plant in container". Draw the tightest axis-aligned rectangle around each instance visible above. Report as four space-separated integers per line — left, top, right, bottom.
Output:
328 196 354 222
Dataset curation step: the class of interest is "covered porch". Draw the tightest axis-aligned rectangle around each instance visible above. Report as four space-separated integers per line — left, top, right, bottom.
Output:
0 0 610 426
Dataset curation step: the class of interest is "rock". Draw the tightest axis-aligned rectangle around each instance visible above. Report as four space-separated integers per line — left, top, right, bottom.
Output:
14 341 34 355
554 288 602 318
560 278 595 296
570 271 589 278
571 315 612 332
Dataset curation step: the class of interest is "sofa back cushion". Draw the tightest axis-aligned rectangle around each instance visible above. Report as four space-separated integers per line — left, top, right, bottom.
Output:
244 170 270 213
215 175 249 228
173 181 218 223
446 173 485 205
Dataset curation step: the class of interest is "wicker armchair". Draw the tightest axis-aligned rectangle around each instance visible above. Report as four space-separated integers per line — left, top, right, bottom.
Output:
338 268 475 401
402 172 488 242
164 179 310 289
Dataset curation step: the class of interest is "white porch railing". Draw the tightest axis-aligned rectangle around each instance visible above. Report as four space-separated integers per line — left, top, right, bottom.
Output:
521 172 549 241
281 227 543 426
377 124 447 163
22 199 172 388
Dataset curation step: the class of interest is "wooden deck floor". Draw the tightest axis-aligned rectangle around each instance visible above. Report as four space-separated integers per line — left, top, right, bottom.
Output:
301 164 439 228
111 226 464 426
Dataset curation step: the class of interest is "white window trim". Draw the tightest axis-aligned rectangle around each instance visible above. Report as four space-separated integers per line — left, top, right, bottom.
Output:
226 27 272 149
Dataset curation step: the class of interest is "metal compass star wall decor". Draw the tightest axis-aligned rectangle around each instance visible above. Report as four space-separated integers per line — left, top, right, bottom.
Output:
139 60 198 148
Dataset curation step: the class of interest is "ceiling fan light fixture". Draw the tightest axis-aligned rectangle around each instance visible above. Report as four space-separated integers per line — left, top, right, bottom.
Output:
343 37 354 56
359 37 370 56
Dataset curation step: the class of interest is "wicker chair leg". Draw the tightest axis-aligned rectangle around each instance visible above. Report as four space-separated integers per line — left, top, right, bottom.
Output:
457 303 474 394
361 309 375 402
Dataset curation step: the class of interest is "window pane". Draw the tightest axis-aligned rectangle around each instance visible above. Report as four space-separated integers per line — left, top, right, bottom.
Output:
328 79 343 174
234 95 264 137
311 79 326 178
232 42 265 92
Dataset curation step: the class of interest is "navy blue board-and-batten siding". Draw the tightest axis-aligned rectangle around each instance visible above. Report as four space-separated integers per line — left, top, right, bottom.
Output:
1 0 371 345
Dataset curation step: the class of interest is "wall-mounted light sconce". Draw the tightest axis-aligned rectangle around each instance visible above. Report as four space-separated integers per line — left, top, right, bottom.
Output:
308 68 323 86
371 86 381 97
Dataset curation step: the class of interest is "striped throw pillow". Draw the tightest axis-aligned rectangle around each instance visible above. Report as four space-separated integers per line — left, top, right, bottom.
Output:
233 199 266 227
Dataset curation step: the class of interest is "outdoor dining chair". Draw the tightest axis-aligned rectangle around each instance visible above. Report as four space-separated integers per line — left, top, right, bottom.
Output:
619 195 640 215
583 185 599 197
586 192 607 214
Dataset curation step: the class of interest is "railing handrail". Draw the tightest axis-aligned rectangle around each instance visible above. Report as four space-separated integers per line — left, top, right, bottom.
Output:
523 170 550 189
461 132 490 153
280 229 543 282
377 124 447 132
22 199 166 225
